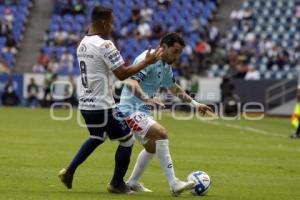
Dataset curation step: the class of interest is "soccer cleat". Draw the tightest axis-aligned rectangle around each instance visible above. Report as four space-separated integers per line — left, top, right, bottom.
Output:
170 179 195 197
126 181 152 192
58 168 73 189
107 183 134 194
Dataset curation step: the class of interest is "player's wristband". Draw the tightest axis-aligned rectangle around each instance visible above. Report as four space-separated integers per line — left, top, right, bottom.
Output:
190 100 200 107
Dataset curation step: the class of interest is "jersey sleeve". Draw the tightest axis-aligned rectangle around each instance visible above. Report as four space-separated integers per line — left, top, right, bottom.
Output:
161 66 176 88
130 52 152 83
100 40 125 71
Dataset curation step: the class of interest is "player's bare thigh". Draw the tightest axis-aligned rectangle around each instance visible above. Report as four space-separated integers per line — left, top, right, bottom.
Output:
143 123 168 153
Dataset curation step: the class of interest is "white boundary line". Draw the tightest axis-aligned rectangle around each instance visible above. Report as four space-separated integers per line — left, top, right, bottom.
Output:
162 112 288 138
202 120 287 138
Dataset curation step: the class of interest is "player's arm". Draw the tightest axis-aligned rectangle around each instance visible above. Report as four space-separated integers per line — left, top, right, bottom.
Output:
126 79 164 107
169 83 212 114
113 48 163 81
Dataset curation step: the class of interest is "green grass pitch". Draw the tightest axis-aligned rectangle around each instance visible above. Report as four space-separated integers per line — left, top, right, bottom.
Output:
0 107 300 200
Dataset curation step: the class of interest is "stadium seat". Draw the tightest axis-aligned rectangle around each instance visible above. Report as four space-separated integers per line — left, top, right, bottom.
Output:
0 0 32 68
208 0 300 79
39 0 218 75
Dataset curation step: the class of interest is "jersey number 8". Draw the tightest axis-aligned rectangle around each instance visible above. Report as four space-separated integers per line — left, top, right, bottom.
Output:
80 61 88 88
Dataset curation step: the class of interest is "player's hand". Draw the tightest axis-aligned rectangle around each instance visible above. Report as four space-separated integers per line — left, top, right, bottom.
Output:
145 97 165 108
144 46 163 65
197 103 213 115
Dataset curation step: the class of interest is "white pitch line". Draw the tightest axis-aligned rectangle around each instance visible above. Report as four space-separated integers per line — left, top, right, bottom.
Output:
201 120 287 138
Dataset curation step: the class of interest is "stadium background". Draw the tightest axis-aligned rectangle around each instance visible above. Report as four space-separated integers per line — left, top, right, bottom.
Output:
0 0 298 115
0 1 300 200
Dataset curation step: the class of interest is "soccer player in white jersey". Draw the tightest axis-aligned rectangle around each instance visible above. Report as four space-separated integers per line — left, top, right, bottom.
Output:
118 32 212 196
58 6 162 194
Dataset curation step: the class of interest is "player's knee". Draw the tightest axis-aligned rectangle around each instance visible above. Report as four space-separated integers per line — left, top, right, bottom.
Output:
144 140 156 153
156 127 168 140
119 135 135 147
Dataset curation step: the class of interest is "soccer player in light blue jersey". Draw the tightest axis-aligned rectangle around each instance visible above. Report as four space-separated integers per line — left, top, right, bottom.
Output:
118 33 212 196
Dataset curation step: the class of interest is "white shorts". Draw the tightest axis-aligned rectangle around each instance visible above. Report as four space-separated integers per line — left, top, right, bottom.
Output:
125 112 156 145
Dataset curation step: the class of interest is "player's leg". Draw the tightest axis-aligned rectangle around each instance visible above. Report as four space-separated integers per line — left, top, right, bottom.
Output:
126 140 155 192
58 110 106 189
291 120 300 138
125 112 156 191
106 109 135 194
144 123 194 196
127 123 171 188
58 138 103 189
107 134 135 194
297 123 300 137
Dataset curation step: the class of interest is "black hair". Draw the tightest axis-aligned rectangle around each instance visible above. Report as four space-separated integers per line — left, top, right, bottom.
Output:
160 32 185 47
91 6 113 22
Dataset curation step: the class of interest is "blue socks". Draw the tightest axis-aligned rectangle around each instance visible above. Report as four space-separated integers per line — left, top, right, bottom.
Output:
67 138 132 186
111 145 133 185
67 138 103 174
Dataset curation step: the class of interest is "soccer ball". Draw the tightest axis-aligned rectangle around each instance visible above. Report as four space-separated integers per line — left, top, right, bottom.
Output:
187 171 211 196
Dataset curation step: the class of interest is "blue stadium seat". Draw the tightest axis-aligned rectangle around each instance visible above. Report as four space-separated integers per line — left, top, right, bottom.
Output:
4 52 14 67
75 15 85 24
39 0 219 75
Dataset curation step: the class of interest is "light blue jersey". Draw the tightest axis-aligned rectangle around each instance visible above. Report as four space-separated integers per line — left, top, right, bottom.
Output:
118 50 176 116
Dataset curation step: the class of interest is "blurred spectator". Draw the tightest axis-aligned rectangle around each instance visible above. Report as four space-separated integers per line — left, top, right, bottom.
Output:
57 0 73 15
296 2 300 18
151 23 165 39
127 7 141 25
294 45 300 63
194 39 211 74
3 7 14 30
157 0 171 9
242 8 254 29
234 57 249 79
230 9 244 27
191 14 202 32
231 39 242 52
43 29 53 46
64 75 77 106
220 76 234 102
210 44 226 65
67 30 80 46
141 2 153 22
191 14 207 34
182 44 193 57
37 49 49 68
226 47 239 66
0 58 10 73
136 19 151 39
1 76 20 106
195 39 211 55
54 28 68 46
175 25 185 35
2 32 17 55
72 0 85 15
60 50 74 72
0 17 10 36
245 66 260 80
48 53 60 72
26 78 39 107
223 90 241 116
43 67 57 104
208 23 219 46
120 23 130 38
32 62 45 73
259 36 274 55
